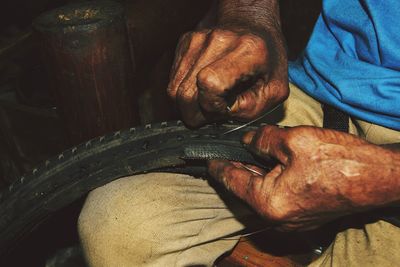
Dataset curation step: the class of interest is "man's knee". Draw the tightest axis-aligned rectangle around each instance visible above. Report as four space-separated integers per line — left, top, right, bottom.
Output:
78 173 191 265
78 172 226 266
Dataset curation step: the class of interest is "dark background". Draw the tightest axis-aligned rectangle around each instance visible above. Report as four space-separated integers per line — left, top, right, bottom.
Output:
0 0 321 187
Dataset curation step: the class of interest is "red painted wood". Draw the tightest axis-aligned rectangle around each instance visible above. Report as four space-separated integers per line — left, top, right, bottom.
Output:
34 1 139 144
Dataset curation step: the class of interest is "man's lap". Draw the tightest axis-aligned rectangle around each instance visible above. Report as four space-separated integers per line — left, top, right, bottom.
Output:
79 173 254 266
78 83 400 267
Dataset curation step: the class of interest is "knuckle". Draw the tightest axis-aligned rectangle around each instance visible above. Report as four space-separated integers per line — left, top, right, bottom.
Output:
283 129 299 148
266 196 289 221
209 29 225 39
239 34 267 53
197 67 223 92
179 31 207 51
284 127 311 150
177 87 195 102
180 31 193 42
209 29 238 43
191 31 207 42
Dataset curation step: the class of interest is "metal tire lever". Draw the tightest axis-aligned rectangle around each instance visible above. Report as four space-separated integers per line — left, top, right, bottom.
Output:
222 104 283 135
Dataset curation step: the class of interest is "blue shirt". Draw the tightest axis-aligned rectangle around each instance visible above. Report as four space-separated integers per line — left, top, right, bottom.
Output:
288 0 400 130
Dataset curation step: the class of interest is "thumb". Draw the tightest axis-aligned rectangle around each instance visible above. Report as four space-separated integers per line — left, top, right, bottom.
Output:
242 125 290 165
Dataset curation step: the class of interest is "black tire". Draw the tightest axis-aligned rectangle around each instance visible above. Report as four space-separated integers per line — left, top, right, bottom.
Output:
0 121 270 257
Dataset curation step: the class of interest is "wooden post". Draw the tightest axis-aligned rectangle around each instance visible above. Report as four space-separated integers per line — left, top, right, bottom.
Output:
33 1 139 144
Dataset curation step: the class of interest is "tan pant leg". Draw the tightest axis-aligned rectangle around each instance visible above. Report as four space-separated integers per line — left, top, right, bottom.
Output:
79 173 255 267
355 119 400 145
79 83 360 267
309 220 400 267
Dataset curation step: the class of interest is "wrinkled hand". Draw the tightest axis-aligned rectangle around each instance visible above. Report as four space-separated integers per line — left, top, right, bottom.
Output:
209 125 400 231
167 28 288 127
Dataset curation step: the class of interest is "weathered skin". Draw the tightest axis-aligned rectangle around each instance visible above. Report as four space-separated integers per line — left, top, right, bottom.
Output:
209 126 400 231
168 0 400 231
167 0 288 127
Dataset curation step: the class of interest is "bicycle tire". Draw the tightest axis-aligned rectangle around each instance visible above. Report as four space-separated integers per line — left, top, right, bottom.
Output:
0 121 271 256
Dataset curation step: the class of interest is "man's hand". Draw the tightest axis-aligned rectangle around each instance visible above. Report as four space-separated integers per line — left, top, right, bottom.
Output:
209 126 400 231
167 0 288 127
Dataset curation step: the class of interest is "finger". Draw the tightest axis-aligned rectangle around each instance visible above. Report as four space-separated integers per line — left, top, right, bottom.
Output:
242 130 256 145
230 78 287 120
209 160 288 222
176 31 238 126
208 159 265 205
243 125 290 164
177 91 207 127
231 36 289 118
197 35 268 113
167 31 209 100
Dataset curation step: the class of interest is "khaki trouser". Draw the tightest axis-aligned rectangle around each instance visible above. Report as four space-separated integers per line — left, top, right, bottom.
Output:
78 84 400 267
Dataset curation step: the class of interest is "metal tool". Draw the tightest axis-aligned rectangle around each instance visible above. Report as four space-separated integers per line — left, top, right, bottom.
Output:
241 163 265 176
222 104 283 176
222 104 282 135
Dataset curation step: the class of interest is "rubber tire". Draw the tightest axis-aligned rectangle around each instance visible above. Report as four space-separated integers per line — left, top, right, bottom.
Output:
0 121 269 256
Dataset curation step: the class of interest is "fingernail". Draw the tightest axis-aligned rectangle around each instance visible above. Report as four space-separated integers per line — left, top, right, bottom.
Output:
242 131 256 145
228 101 238 113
